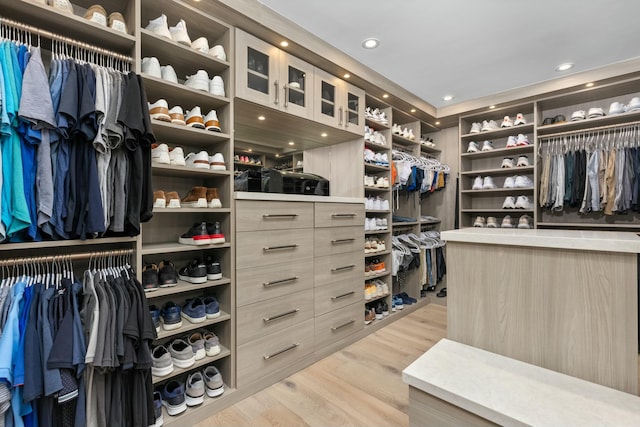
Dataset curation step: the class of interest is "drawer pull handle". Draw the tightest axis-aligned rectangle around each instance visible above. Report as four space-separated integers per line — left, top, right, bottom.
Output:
263 308 300 323
331 264 355 272
331 319 355 331
263 276 299 287
263 244 299 252
262 214 299 218
331 238 355 244
264 343 299 360
332 213 356 218
331 291 355 300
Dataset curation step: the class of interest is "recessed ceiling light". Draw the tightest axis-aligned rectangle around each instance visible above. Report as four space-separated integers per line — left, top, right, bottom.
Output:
489 105 496 109
247 148 252 152
280 41 289 47
585 82 594 87
343 73 350 79
321 133 328 137
442 95 454 101
362 38 379 49
435 121 440 125
275 154 280 158
382 94 389 99
410 109 416 113
555 62 574 72
288 141 295 146
258 115 265 121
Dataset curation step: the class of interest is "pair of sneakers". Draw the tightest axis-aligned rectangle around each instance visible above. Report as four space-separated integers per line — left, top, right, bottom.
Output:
178 258 223 284
143 260 178 291
466 141 494 152
503 175 534 189
472 176 497 190
501 156 529 168
184 151 226 171
506 134 531 147
365 196 389 211
147 100 223 132
500 113 527 128
82 4 128 33
180 296 220 322
152 143 185 166
157 365 224 415
502 195 532 209
179 221 225 245
365 107 388 125
469 120 499 133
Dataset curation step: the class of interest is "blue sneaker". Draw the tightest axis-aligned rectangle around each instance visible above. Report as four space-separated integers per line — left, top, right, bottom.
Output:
203 296 220 319
393 295 404 310
160 301 183 331
161 380 187 416
149 391 163 427
181 297 206 324
398 292 416 305
149 304 160 333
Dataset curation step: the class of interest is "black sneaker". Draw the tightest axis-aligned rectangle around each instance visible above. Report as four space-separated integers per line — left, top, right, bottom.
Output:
374 304 383 320
142 263 159 292
206 222 225 244
158 260 178 287
205 256 222 280
178 259 207 284
381 301 389 317
178 222 211 245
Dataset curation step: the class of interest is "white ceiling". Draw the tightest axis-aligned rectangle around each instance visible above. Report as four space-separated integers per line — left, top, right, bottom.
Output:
258 0 640 109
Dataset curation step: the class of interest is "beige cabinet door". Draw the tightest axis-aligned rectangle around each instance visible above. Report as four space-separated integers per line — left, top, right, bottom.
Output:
235 29 280 108
313 67 343 129
343 82 365 135
279 51 315 120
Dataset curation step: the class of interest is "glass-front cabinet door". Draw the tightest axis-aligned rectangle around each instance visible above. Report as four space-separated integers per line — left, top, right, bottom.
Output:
313 67 342 128
236 29 280 107
344 83 365 133
280 52 314 120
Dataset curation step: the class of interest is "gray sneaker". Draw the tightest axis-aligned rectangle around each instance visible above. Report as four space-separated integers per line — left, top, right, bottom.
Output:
168 338 196 369
151 345 174 377
203 331 220 357
185 371 205 407
203 366 225 397
188 332 206 360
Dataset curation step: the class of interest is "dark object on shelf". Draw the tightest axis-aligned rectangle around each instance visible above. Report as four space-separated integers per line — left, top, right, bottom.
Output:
235 168 329 196
437 287 447 298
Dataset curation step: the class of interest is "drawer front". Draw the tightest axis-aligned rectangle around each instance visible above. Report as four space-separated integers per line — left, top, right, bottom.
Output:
237 319 315 388
314 226 363 257
314 302 364 348
314 251 363 286
237 289 314 345
314 279 363 316
314 203 365 228
236 200 314 231
236 261 313 306
237 228 314 268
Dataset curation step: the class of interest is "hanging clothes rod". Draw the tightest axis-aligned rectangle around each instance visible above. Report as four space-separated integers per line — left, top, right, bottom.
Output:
538 119 640 139
0 248 133 267
0 16 133 63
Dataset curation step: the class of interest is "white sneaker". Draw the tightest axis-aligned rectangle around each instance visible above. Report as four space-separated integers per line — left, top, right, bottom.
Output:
401 128 411 139
378 112 389 125
628 97 640 112
469 122 482 133
473 216 485 228
503 176 516 188
148 99 171 122
502 196 516 209
146 14 172 39
375 177 386 188
381 199 389 210
372 197 382 211
501 215 513 228
185 151 210 169
374 132 386 146
514 113 527 126
209 45 227 61
169 146 186 166
481 120 499 131
501 157 514 168
515 195 531 209
609 101 627 115
517 215 532 229
141 57 161 78
365 197 373 210
185 106 205 129
191 37 209 53
467 141 479 153
185 70 210 92
472 176 483 190
587 107 605 119
169 19 191 46
169 106 186 125
204 110 222 132
209 76 225 97
482 176 496 189
407 129 415 140
392 123 402 135
501 116 513 128
514 175 533 188
506 135 518 147
481 141 494 151
152 143 170 164
570 110 586 121
516 155 529 167
486 217 498 228
516 134 531 146
209 153 226 170
161 65 178 84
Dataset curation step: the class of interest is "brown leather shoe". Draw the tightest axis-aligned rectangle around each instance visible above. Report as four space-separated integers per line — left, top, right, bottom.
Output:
181 186 207 208
153 190 166 208
164 191 181 208
206 188 222 208
108 12 127 33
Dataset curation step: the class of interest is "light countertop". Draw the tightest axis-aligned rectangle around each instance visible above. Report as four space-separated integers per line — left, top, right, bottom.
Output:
234 192 364 204
403 339 640 427
441 228 640 253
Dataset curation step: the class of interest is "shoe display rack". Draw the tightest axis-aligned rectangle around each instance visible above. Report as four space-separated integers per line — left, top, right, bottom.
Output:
458 102 537 229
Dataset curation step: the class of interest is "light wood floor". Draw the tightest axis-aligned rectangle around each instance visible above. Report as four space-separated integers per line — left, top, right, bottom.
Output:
196 303 448 427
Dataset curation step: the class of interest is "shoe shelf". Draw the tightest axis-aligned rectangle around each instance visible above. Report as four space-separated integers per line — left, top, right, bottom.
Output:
392 221 420 226
152 344 231 385
421 219 441 226
140 29 230 76
152 164 232 178
152 208 232 214
364 140 390 152
365 118 390 131
460 145 534 159
420 144 441 154
0 236 137 252
233 161 263 168
365 209 391 214
151 120 231 145
461 187 534 195
141 242 231 255
461 208 535 214
460 123 535 141
364 229 391 236
366 270 390 280
156 311 231 341
391 134 419 147
364 293 390 304
145 277 232 299
142 75 230 110
536 110 640 136
4 0 136 54
364 186 390 193
365 249 391 257
364 162 390 172
162 386 236 427
537 222 640 230
460 166 535 176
